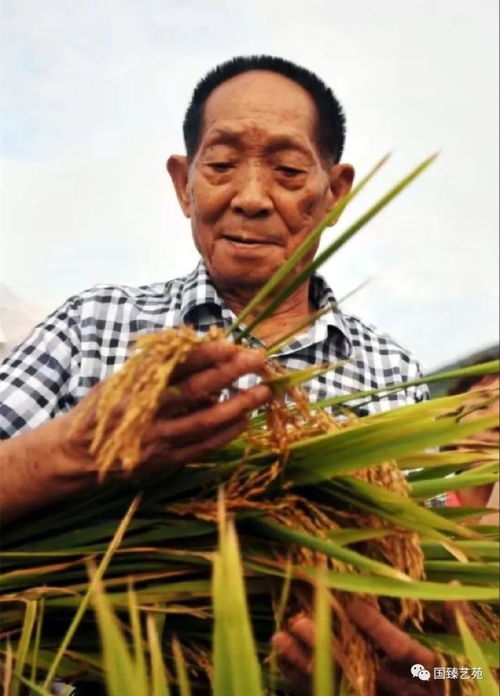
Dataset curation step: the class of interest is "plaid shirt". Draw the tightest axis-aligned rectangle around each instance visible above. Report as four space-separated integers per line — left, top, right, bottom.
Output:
0 261 428 438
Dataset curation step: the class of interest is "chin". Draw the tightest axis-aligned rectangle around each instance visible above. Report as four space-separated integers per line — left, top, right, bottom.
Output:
206 246 282 289
210 262 279 290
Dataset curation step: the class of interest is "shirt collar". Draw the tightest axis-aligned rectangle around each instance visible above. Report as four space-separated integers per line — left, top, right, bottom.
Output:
308 273 354 357
179 260 227 324
178 259 353 356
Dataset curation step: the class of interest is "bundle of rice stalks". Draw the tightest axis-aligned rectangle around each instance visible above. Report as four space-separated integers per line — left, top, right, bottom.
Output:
2 334 498 695
1 155 499 695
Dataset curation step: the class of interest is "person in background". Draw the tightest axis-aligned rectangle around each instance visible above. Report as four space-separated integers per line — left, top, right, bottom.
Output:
445 348 499 523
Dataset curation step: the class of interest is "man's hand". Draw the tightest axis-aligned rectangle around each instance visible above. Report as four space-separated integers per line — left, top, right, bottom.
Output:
60 339 271 475
0 341 271 521
272 597 454 696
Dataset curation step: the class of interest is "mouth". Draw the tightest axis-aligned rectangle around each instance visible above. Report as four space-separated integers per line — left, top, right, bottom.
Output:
221 234 281 247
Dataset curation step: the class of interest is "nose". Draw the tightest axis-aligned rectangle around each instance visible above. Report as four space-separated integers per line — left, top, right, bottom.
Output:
231 165 273 218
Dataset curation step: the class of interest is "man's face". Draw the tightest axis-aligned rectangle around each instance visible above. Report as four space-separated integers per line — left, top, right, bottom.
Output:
168 70 354 292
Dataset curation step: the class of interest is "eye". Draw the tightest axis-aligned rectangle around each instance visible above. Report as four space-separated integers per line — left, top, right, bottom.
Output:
208 162 235 173
276 166 306 177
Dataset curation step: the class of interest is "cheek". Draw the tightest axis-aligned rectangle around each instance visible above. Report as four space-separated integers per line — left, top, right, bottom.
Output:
190 175 233 224
278 185 330 233
299 187 327 219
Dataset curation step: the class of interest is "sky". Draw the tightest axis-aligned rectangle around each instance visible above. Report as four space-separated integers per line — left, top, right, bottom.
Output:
1 0 498 370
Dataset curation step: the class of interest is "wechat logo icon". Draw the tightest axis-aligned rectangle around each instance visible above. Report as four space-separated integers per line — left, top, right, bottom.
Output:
411 664 431 681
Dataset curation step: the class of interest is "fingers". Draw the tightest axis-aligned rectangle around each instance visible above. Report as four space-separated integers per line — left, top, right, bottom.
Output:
144 416 250 471
377 659 433 696
171 340 257 380
271 616 318 695
271 630 312 695
168 350 266 406
442 600 467 635
151 384 271 443
287 615 315 650
442 583 484 638
126 341 269 472
344 597 436 668
158 346 266 418
67 339 270 479
169 416 250 464
271 607 447 696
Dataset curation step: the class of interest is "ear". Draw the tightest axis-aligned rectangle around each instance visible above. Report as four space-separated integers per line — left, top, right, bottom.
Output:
329 163 355 203
166 155 191 218
324 163 355 226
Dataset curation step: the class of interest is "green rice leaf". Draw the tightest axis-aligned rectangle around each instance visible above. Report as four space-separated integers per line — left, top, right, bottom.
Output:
172 637 191 696
302 567 499 602
268 557 294 694
128 584 147 690
90 566 140 696
265 363 347 396
456 609 499 696
317 478 475 540
11 599 37 696
327 528 392 546
421 540 499 561
434 507 499 523
4 639 14 696
313 570 334 696
399 450 497 473
411 633 499 668
315 360 500 411
29 597 45 685
411 471 498 501
42 495 141 689
213 494 263 696
147 612 171 696
227 154 390 338
287 414 498 485
266 305 332 356
266 278 371 357
248 518 411 581
424 561 499 585
238 154 437 338
11 674 53 696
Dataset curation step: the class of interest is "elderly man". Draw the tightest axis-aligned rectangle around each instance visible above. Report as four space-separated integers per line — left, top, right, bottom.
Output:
0 55 435 695
0 55 426 522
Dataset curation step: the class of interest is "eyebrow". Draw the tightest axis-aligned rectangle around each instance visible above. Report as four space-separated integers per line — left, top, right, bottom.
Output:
202 127 242 148
201 127 314 160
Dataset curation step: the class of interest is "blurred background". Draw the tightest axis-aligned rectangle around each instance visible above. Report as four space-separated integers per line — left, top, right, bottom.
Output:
1 0 498 368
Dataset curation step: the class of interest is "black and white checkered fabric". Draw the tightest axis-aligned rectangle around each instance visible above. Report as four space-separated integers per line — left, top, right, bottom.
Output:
0 260 429 437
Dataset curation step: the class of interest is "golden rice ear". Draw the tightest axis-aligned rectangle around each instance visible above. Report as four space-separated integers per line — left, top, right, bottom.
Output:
73 325 211 479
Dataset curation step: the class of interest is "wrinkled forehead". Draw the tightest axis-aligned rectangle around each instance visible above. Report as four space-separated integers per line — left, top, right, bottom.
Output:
199 121 316 160
200 70 319 145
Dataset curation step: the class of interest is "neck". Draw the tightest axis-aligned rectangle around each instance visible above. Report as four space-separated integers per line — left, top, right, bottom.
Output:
218 281 313 346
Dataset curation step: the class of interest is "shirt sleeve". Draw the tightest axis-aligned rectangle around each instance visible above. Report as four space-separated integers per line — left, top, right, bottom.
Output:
0 296 82 439
405 357 430 404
